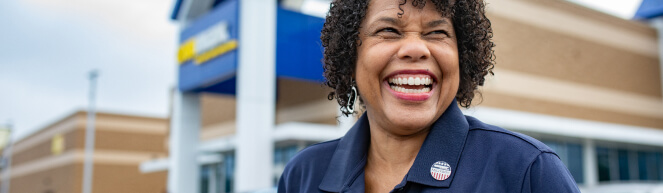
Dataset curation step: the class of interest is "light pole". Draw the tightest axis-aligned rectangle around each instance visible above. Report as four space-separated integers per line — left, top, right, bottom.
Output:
82 70 99 193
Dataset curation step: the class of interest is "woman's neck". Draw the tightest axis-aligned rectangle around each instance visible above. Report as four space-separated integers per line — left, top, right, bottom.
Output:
364 116 431 192
367 125 429 167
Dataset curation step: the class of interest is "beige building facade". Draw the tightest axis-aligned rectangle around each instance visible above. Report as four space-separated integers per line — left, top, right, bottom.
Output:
484 0 661 129
0 111 169 193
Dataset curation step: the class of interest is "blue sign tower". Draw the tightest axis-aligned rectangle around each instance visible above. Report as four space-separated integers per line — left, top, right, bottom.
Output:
168 0 326 192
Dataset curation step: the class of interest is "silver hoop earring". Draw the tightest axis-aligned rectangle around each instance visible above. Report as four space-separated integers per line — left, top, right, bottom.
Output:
346 84 358 113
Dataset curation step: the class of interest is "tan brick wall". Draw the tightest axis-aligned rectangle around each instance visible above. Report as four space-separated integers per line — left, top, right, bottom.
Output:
6 163 167 193
94 130 167 153
479 0 663 129
8 164 77 193
12 129 79 166
5 112 169 193
276 78 332 109
92 164 167 193
490 13 661 98
201 93 237 127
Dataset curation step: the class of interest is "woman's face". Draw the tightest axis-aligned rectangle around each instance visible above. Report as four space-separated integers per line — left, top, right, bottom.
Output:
356 0 459 135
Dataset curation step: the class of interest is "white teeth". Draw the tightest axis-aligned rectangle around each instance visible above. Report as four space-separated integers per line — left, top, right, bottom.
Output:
390 85 431 94
388 76 433 86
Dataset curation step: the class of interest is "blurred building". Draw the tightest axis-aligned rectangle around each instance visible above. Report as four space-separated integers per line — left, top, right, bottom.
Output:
0 111 169 193
153 0 662 193
480 1 663 192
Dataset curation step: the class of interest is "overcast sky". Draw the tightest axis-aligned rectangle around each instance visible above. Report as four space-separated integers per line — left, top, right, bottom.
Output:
0 0 645 141
0 0 177 140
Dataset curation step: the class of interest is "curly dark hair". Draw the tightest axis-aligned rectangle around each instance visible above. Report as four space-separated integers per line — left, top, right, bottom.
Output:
322 0 495 116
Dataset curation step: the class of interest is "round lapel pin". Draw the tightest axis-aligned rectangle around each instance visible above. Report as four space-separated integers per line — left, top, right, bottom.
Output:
430 161 451 181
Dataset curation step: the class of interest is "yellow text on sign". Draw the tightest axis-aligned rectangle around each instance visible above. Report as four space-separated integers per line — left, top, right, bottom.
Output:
51 133 65 155
194 40 238 64
177 21 236 65
178 40 196 64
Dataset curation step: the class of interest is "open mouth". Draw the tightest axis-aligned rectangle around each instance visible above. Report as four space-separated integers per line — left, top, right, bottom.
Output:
387 74 435 94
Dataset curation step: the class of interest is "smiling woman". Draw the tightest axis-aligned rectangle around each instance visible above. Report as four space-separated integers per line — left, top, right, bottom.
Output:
278 0 581 192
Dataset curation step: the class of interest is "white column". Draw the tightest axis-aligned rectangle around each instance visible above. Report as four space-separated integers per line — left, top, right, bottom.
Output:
168 92 201 193
235 0 277 191
583 139 597 187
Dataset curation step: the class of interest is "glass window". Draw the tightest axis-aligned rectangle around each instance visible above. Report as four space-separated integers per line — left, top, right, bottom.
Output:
286 146 298 161
617 149 630 181
597 147 611 182
200 161 224 193
567 144 584 184
593 147 663 183
647 152 660 181
274 146 301 166
224 152 235 193
657 152 663 181
201 165 211 193
274 148 282 165
274 145 303 184
638 151 649 181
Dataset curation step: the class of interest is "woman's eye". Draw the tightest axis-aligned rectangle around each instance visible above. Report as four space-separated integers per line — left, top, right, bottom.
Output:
377 27 400 35
426 30 449 37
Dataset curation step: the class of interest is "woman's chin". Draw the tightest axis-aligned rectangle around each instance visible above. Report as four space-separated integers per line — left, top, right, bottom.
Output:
383 111 438 136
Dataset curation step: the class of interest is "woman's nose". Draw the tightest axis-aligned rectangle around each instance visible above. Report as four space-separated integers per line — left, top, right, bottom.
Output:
397 36 431 62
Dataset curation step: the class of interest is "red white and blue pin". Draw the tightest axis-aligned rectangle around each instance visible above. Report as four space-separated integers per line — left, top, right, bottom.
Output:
430 161 451 181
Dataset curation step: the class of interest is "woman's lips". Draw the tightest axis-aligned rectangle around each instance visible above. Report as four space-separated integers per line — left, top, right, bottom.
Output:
384 71 436 101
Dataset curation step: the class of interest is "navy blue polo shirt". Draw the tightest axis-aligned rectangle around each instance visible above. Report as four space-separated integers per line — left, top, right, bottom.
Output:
278 103 581 193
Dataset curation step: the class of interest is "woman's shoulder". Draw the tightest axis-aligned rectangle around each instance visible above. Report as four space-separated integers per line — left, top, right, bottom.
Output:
286 139 340 169
278 139 340 192
464 115 555 155
462 116 580 192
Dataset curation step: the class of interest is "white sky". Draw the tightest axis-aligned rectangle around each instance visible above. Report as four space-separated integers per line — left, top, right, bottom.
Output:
0 0 646 141
0 0 177 140
568 0 643 19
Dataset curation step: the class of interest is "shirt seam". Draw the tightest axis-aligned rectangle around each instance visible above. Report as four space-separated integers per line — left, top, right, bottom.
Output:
311 138 342 192
343 154 368 192
519 151 544 193
469 127 557 155
304 138 341 151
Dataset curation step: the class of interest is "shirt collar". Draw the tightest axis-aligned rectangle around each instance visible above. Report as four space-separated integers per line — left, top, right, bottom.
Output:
319 113 371 192
405 101 469 188
319 101 469 192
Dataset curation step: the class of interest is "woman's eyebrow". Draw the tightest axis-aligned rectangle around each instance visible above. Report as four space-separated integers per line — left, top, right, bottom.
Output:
375 17 400 25
373 17 448 28
427 20 449 28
